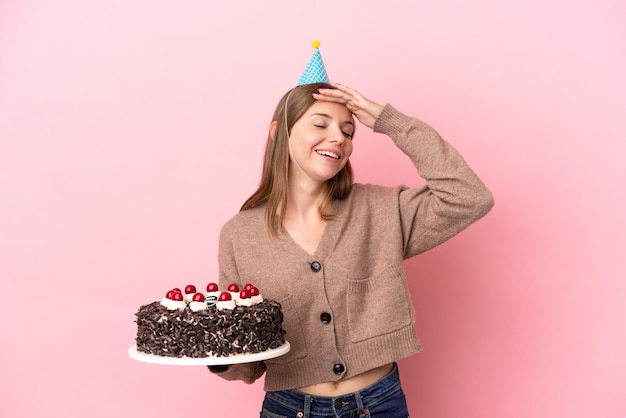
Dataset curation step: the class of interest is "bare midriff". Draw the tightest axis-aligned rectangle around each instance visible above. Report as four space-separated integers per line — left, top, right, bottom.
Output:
297 363 394 397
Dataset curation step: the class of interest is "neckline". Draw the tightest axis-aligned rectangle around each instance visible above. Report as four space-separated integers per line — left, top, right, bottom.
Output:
280 198 346 260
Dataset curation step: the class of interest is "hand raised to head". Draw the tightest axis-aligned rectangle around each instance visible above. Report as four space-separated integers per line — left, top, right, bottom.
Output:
312 84 384 130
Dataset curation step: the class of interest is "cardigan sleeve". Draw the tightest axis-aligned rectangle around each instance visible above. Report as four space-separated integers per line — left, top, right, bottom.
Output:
205 221 267 384
217 220 242 290
207 362 267 384
373 104 494 258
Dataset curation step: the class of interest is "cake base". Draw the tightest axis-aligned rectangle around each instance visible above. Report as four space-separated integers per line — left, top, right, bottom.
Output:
134 299 286 359
128 341 290 366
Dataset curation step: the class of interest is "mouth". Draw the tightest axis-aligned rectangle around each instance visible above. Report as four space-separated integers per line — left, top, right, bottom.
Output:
316 150 340 160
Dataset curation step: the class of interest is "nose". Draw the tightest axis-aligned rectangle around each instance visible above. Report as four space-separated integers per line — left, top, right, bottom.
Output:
328 126 345 145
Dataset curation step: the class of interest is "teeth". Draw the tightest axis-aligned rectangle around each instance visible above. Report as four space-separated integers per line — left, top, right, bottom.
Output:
316 150 339 159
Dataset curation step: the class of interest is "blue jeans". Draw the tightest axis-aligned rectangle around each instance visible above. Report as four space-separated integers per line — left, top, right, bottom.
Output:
260 363 409 418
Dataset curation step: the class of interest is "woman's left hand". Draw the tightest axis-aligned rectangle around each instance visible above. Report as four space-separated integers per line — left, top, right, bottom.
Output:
313 84 384 130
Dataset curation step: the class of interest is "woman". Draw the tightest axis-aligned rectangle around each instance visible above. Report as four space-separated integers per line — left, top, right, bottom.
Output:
210 82 494 417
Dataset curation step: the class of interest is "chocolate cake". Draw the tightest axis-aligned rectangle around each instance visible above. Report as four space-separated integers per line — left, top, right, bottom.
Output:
134 283 286 358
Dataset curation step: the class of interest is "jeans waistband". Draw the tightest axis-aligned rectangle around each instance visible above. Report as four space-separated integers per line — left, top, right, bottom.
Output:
265 363 401 411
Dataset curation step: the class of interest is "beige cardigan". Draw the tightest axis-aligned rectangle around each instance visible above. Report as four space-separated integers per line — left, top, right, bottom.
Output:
212 105 494 391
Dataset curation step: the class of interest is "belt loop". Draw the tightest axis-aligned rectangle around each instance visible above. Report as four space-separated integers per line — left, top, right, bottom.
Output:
354 391 366 415
303 394 312 418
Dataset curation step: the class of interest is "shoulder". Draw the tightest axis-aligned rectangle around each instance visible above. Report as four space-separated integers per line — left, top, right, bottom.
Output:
349 183 405 201
220 205 265 238
341 183 407 215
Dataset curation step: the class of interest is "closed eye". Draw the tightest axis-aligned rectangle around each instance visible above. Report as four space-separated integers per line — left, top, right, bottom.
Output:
313 124 353 139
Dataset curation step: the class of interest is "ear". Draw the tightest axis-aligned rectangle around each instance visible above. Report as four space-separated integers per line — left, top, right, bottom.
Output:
269 120 278 140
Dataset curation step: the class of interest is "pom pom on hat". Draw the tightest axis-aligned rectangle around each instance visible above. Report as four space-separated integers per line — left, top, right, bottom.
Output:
296 40 329 86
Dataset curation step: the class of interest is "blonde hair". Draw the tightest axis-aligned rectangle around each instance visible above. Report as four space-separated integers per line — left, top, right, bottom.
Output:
240 82 354 239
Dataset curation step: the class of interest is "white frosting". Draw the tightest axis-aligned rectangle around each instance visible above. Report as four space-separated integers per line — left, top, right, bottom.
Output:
189 301 208 312
250 294 264 305
158 286 263 311
237 297 255 307
160 297 176 309
216 300 236 311
166 300 186 311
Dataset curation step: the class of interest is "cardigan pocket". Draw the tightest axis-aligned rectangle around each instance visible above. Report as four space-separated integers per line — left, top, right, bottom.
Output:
265 295 307 364
346 264 413 343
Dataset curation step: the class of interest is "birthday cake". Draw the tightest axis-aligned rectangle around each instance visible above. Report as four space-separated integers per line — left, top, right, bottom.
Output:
134 283 286 358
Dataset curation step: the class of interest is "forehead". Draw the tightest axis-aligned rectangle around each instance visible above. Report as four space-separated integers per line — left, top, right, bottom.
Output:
305 101 353 122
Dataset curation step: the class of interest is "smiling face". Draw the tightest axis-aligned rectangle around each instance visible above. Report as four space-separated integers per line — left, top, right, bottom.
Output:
287 100 355 186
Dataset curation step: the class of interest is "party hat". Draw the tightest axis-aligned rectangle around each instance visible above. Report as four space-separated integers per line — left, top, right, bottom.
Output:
296 40 329 86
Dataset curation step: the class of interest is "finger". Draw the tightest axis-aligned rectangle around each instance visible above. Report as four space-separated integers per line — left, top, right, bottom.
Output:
317 95 365 115
334 85 368 103
318 88 366 106
315 87 350 99
313 90 352 104
312 93 346 105
332 83 361 97
334 86 369 106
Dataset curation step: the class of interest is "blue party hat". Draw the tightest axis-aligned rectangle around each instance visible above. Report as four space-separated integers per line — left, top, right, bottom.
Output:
296 40 329 86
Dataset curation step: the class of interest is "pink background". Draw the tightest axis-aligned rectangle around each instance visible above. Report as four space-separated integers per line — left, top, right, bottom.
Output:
1 1 624 417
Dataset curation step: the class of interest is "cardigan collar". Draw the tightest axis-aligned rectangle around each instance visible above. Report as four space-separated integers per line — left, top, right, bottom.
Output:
278 196 350 261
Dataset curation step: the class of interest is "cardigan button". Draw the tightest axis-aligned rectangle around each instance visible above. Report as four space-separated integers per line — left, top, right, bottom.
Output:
310 261 322 272
320 312 332 324
333 363 345 375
